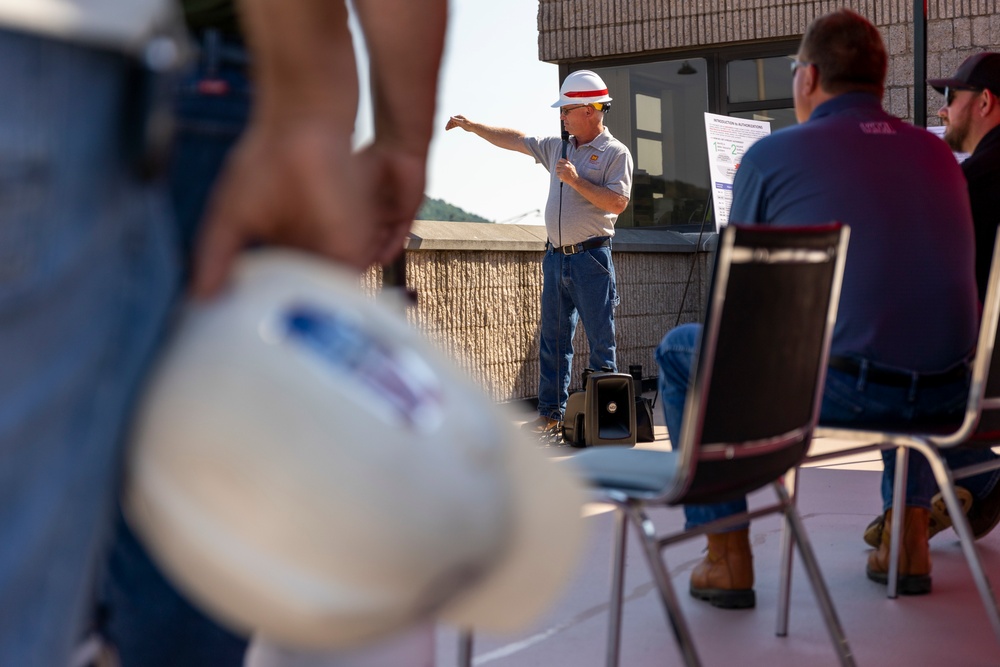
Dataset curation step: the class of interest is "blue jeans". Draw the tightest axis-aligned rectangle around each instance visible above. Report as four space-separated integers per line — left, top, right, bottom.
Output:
97 32 251 667
657 323 1000 530
537 243 619 419
0 30 178 666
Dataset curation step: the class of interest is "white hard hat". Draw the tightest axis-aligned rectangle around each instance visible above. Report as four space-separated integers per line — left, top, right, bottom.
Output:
123 249 586 649
551 69 613 108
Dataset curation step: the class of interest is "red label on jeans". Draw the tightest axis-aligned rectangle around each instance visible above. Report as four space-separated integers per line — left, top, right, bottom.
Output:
197 79 230 95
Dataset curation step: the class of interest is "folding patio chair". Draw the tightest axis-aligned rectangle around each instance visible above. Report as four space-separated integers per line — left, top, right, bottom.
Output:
781 231 1000 647
564 223 854 667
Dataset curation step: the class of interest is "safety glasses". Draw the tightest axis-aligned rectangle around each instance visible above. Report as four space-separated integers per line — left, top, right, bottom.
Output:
559 104 593 116
945 85 983 106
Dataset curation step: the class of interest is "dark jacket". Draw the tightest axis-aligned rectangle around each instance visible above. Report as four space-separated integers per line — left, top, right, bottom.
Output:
964 124 1000 302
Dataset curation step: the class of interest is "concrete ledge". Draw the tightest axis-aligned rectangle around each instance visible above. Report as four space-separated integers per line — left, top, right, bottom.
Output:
407 220 717 253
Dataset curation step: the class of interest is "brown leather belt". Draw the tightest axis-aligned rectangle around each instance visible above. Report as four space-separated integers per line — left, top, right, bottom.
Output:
546 237 610 255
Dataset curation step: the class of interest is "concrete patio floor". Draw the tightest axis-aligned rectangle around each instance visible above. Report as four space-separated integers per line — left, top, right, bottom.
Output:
434 397 1000 666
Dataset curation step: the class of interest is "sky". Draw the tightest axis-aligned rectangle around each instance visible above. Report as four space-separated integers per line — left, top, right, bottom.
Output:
352 0 559 224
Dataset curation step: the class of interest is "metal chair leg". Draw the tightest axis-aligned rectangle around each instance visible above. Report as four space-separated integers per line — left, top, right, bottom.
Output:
887 445 908 598
918 442 1000 646
605 506 629 667
628 505 702 667
775 469 798 637
774 483 856 667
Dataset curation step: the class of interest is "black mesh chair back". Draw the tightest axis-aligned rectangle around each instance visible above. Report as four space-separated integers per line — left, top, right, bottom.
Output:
670 223 849 505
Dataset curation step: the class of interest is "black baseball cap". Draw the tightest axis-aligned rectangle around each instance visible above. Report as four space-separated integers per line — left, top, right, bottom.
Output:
929 52 1000 95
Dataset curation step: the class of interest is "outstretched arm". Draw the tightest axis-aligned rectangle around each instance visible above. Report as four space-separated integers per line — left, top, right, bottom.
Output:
445 115 531 155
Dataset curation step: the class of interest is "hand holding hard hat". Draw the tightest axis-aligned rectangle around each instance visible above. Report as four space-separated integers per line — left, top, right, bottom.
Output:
124 249 586 649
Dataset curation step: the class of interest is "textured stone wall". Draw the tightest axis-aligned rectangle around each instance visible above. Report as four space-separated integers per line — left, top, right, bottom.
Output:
922 3 1000 120
364 245 709 403
537 0 1000 125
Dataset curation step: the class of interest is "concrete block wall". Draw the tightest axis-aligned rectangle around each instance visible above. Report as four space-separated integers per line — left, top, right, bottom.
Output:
364 221 711 403
537 0 1000 126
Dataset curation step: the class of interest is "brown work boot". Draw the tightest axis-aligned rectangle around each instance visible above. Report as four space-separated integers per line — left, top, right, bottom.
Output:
865 506 931 595
689 528 755 609
521 415 561 435
862 486 973 547
521 415 566 446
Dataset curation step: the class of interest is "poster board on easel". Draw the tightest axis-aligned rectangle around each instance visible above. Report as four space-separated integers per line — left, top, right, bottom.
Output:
704 112 771 230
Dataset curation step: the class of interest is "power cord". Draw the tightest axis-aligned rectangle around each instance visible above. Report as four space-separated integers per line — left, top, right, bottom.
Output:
650 192 713 410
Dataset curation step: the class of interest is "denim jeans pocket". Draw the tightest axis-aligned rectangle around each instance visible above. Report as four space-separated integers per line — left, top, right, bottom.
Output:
819 370 868 422
578 247 618 308
582 246 613 277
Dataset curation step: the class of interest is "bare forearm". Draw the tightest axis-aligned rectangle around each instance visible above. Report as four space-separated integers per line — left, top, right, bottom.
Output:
353 0 447 158
567 178 629 215
445 115 529 154
473 123 528 153
195 0 399 295
238 0 357 127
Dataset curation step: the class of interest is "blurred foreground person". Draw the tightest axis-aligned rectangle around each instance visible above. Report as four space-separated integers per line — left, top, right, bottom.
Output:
0 0 445 664
98 0 449 663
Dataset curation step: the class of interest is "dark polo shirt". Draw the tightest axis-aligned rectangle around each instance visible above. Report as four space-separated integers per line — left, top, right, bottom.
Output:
729 92 978 372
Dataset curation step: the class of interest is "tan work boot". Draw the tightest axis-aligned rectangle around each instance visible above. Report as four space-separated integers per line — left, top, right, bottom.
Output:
520 415 565 446
689 528 755 609
865 506 931 595
862 486 973 547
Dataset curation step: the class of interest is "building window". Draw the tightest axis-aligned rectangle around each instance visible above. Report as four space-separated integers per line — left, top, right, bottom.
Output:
581 40 799 230
590 58 710 229
725 55 796 129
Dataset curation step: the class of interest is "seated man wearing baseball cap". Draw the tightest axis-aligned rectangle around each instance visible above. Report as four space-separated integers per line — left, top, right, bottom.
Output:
931 52 1000 303
859 53 1000 549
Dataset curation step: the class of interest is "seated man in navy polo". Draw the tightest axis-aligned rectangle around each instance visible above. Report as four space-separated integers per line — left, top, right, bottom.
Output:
657 8 1000 609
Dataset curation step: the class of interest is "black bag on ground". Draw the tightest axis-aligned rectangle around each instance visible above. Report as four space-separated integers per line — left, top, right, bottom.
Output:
634 395 655 443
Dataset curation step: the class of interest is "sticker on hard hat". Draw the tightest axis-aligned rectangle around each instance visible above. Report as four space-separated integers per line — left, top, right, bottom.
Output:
281 304 444 432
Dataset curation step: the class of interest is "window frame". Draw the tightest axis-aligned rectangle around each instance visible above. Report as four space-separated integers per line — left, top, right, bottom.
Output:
560 38 801 232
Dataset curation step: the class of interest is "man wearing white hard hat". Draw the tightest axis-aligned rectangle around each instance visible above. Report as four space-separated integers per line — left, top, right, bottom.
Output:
446 70 634 444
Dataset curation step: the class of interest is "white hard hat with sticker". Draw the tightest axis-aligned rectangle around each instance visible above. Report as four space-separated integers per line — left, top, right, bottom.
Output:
551 69 613 108
124 249 586 649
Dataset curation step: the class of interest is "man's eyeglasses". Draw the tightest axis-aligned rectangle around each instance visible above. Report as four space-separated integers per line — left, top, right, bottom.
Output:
790 59 813 77
559 104 590 116
945 85 983 106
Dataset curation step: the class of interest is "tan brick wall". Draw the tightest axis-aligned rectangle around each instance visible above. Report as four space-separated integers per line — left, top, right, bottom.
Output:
364 245 709 403
537 0 1000 125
